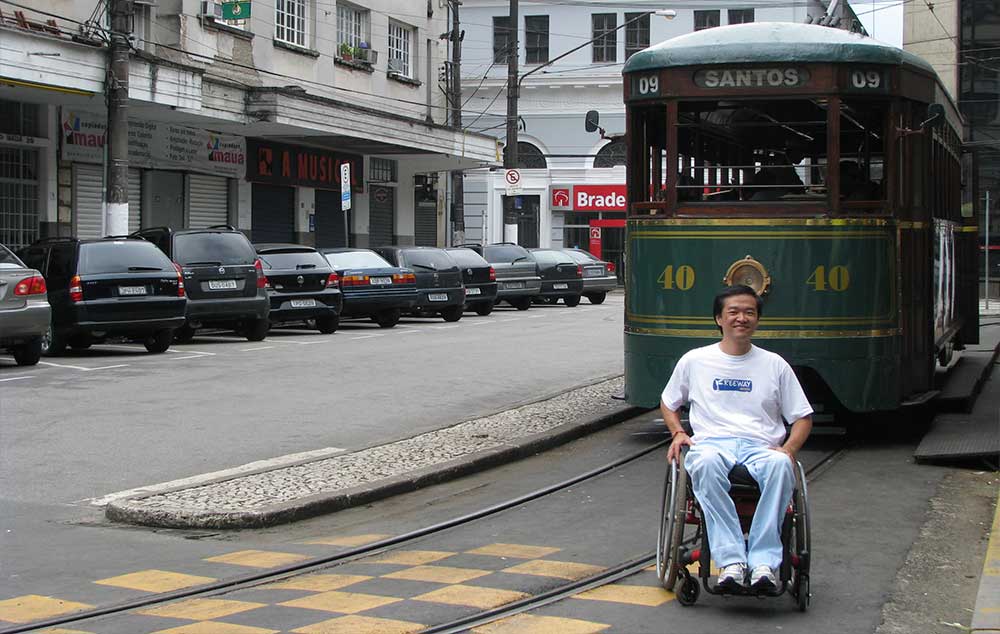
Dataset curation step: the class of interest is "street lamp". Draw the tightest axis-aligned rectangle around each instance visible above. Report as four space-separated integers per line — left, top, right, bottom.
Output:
501 8 676 242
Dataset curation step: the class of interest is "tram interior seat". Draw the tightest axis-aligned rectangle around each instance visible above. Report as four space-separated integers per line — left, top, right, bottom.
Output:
840 160 882 201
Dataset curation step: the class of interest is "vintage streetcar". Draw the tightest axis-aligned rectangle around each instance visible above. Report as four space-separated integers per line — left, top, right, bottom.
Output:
621 23 978 415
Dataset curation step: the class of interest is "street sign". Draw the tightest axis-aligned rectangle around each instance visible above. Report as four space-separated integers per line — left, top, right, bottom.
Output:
221 1 251 20
504 169 522 195
341 163 351 210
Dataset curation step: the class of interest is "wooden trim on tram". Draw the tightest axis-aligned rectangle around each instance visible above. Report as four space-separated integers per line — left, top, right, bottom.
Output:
827 95 841 215
665 101 678 211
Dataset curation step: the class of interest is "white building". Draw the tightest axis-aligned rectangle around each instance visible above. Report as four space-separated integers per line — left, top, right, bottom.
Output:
458 0 863 272
0 0 498 252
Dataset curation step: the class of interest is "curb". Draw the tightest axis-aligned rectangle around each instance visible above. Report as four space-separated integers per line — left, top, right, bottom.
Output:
106 403 650 530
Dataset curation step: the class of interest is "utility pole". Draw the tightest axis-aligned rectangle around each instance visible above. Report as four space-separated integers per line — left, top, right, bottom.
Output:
106 0 131 237
449 0 465 246
502 0 519 244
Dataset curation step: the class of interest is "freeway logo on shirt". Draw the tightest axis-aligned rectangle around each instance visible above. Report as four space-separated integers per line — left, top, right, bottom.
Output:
713 378 753 392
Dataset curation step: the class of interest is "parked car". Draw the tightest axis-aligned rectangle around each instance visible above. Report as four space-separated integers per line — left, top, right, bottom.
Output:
255 244 343 334
458 243 541 310
373 246 465 322
17 237 186 355
318 248 418 328
561 248 617 304
0 242 50 365
445 247 498 315
133 226 269 342
528 248 584 306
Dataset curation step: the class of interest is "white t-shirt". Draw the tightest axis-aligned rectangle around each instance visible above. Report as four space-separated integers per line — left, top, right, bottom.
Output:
660 343 813 447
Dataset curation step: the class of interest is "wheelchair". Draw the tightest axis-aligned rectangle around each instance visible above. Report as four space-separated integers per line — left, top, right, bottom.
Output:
655 446 811 610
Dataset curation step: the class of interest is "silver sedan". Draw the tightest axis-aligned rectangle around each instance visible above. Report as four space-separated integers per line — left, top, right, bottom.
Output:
0 243 50 365
562 248 618 305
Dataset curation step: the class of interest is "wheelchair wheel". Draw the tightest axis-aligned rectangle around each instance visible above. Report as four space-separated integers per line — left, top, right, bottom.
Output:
795 574 810 611
677 572 701 606
792 460 811 611
656 454 688 590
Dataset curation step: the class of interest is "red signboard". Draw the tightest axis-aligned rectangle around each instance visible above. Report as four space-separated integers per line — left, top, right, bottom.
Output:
572 185 627 211
551 188 571 207
246 139 363 191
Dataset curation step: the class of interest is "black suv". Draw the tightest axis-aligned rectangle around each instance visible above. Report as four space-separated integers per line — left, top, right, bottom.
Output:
372 246 465 322
255 243 343 333
133 226 269 342
17 237 186 355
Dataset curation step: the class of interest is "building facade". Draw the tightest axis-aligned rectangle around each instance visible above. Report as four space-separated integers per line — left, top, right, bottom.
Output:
0 0 499 253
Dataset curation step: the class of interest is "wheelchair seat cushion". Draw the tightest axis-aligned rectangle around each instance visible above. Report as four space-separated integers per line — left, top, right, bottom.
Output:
728 463 761 492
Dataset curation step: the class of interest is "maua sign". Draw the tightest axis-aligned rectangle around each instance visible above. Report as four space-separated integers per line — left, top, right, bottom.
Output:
694 67 810 89
552 184 626 211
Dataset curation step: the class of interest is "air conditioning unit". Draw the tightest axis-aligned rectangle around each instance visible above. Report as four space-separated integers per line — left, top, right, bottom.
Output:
387 58 404 74
200 0 223 19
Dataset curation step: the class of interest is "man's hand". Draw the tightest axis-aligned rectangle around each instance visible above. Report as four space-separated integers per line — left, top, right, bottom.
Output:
772 445 795 463
667 431 695 463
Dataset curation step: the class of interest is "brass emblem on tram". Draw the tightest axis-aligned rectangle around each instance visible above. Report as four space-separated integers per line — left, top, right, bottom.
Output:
723 256 771 296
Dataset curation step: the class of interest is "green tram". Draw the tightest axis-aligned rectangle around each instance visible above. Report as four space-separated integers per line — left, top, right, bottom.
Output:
621 23 978 414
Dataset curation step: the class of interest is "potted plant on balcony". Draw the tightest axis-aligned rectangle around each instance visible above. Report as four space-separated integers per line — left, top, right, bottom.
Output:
339 42 354 60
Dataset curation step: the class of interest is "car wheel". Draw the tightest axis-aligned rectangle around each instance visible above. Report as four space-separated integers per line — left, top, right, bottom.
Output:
441 306 463 322
376 309 400 328
244 318 269 341
144 329 173 353
564 295 582 307
12 337 42 366
586 292 607 305
509 297 532 311
41 324 66 356
474 302 494 316
69 334 93 350
173 323 196 344
316 315 339 334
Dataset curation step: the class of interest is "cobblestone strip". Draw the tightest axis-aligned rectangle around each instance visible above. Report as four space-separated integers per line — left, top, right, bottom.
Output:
108 376 627 525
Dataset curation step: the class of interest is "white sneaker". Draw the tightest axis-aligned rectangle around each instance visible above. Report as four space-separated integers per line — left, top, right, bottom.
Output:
749 564 777 592
717 563 747 590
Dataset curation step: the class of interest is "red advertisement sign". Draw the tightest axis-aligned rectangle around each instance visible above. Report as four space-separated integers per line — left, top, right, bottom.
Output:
572 185 626 211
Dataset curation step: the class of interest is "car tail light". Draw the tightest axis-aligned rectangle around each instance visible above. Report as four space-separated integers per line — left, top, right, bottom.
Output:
606 262 616 273
488 266 496 281
173 263 185 297
576 265 583 278
341 274 367 287
393 272 416 284
327 272 340 288
13 275 46 296
254 259 267 289
69 275 83 302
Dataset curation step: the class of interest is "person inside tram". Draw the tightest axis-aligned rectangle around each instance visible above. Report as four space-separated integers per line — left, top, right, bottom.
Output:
839 160 881 200
660 286 814 593
747 150 806 201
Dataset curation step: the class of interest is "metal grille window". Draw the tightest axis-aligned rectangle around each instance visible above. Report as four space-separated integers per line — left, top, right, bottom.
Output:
624 13 649 60
388 21 413 76
504 142 547 169
594 140 626 167
493 16 511 64
728 8 754 24
337 3 368 49
370 158 397 183
694 10 720 31
525 15 549 64
0 147 39 251
0 100 39 137
275 0 308 47
592 14 617 63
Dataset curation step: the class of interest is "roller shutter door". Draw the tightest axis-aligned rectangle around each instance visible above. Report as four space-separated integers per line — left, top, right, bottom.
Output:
251 184 295 243
315 188 349 248
74 164 142 238
414 201 437 246
128 168 141 233
188 174 228 228
369 186 394 247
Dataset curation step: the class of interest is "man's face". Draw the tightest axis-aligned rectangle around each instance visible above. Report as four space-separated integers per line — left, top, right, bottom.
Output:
716 293 760 342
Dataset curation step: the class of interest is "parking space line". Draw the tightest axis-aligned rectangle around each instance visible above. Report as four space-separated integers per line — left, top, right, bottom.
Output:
0 376 33 382
432 325 460 330
167 349 216 356
268 339 330 346
468 320 490 325
96 343 148 352
395 329 421 334
240 346 274 352
350 334 384 340
168 355 208 360
38 361 129 372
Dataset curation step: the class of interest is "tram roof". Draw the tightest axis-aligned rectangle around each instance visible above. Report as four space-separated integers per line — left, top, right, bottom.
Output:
623 22 935 75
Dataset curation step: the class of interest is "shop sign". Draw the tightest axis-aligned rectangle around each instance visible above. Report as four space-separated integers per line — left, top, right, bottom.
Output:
550 184 626 211
247 139 363 191
60 109 246 178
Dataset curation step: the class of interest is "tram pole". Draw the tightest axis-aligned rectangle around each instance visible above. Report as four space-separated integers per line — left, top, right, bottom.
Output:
502 0 519 244
449 0 465 246
986 190 991 310
106 0 132 237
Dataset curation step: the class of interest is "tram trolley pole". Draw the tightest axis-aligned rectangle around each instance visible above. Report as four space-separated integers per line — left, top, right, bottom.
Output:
986 190 991 310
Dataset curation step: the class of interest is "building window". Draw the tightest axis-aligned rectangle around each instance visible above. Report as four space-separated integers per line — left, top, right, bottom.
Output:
388 21 413 77
624 12 650 60
592 14 617 63
275 0 308 47
370 158 397 183
594 140 626 167
337 3 370 52
728 8 754 24
525 15 549 64
694 10 720 31
493 16 511 64
0 147 39 251
0 100 38 137
504 142 547 169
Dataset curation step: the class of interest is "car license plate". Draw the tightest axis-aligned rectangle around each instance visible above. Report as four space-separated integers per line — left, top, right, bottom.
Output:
505 281 525 289
118 285 147 296
553 283 569 290
465 287 481 296
585 269 602 277
370 277 392 285
428 293 449 302
208 279 238 290
291 299 316 308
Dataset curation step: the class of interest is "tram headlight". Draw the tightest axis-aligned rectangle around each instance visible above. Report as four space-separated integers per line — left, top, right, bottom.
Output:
723 255 771 296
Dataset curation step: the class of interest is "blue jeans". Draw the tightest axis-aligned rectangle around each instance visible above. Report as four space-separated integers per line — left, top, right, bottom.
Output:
685 437 795 570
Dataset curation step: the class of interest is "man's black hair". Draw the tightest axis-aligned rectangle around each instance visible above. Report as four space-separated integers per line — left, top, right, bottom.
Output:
713 285 763 333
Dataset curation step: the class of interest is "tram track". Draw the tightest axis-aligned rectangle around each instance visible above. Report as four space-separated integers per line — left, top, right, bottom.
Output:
3 432 847 634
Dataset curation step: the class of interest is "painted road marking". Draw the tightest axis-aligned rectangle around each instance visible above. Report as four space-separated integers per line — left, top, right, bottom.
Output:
81 446 347 507
167 349 216 356
240 346 274 352
0 376 33 383
167 354 209 360
432 325 460 330
350 334 384 340
38 361 129 372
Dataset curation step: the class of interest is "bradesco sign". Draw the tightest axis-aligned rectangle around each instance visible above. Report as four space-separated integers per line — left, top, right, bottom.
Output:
550 185 626 211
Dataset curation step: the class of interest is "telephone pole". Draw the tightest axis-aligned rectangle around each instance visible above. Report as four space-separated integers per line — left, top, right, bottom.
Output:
502 0 519 243
106 0 131 237
449 0 465 246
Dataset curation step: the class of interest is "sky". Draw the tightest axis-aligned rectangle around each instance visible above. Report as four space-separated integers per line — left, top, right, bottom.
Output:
854 1 905 47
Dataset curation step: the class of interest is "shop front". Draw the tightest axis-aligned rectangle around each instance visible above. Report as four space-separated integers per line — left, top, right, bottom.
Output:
551 183 625 282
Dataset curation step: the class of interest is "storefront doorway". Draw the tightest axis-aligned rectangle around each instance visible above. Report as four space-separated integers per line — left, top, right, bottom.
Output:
516 195 539 248
589 219 625 284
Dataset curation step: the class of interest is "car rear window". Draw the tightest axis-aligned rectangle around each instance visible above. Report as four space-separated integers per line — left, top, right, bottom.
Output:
402 249 455 270
174 232 256 266
483 245 529 263
530 250 574 265
78 241 174 274
445 248 489 267
323 250 392 269
563 250 598 264
0 244 24 269
258 251 329 270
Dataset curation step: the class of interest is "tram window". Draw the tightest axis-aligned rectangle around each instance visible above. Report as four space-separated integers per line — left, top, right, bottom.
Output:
839 99 889 207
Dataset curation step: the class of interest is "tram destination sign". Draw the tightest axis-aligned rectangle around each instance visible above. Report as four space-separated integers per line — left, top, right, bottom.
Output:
694 67 810 89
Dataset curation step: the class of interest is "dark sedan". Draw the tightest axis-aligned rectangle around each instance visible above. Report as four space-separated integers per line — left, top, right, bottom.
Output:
528 248 584 307
373 246 465 322
318 248 418 328
445 247 498 316
562 248 617 304
255 244 343 334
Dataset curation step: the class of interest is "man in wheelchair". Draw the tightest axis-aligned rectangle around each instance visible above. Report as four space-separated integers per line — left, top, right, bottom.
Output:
661 285 813 593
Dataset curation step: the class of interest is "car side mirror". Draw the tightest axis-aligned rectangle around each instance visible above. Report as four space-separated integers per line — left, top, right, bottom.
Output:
585 110 600 133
